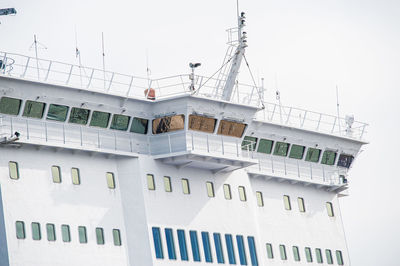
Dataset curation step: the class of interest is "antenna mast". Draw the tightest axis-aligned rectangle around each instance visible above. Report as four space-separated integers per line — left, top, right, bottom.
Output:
336 85 341 133
102 32 106 90
29 35 47 80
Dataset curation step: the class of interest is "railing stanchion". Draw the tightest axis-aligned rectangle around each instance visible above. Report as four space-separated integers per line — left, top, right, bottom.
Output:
45 122 48 142
87 69 94 89
114 132 117 151
26 120 29 140
236 139 239 157
97 130 100 148
66 65 74 85
63 124 65 144
221 135 224 155
191 132 194 151
107 72 115 92
297 160 300 178
45 61 52 81
22 57 30 78
207 135 209 153
168 134 172 153
310 164 313 180
271 156 274 173
80 126 83 146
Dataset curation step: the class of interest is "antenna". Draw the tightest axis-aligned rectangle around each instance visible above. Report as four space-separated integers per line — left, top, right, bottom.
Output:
29 35 47 80
75 26 83 87
102 32 106 90
336 85 341 133
146 49 151 88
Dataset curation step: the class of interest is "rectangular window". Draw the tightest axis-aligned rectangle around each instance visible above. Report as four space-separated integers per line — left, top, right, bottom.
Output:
78 226 87 244
23 100 45 118
283 195 291 210
69 107 90 125
32 222 41 240
225 234 236 264
61 224 71 242
279 244 287 260
217 120 247 138
248 236 258 266
206 182 215 197
213 233 225 263
47 104 69 122
51 165 62 183
152 227 163 259
273 142 290 156
316 248 323 263
96 227 105 245
321 150 337 165
242 136 257 151
236 235 247 265
239 186 247 201
16 221 25 239
113 229 122 246
182 178 190 194
266 243 274 259
71 168 80 185
336 250 344 265
202 232 213 262
9 161 19 180
305 247 313 262
165 228 177 260
326 249 333 264
46 223 56 241
152 114 185 134
224 184 232 200
106 172 115 189
256 191 264 207
0 97 22 115
289 144 305 159
164 176 172 192
110 114 130 131
257 139 274 154
293 246 300 261
177 229 188 261
305 148 321 163
326 202 334 217
130 117 149 134
190 230 201 262
298 197 306 212
337 154 354 168
89 111 110 128
147 174 155 190
189 114 217 133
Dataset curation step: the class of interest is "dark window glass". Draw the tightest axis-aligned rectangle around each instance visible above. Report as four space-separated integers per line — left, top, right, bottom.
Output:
177 229 188 261
248 236 258 266
165 228 176 260
305 148 321 163
274 142 290 156
61 224 71 242
23 100 45 118
130 117 149 134
189 115 217 133
321 150 337 165
202 232 213 263
305 247 313 262
236 235 247 265
242 136 257 151
152 114 185 134
0 97 21 115
289 144 305 159
46 223 56 241
152 227 163 259
47 104 69 122
213 233 224 263
16 221 25 239
69 107 90 125
190 230 201 262
326 249 333 264
110 114 130 131
96 227 105 245
90 111 110 128
316 248 323 263
266 243 274 259
32 222 41 240
225 234 236 264
113 229 122 246
78 226 87 244
217 120 247 138
257 139 274 154
337 154 354 168
293 246 300 261
336 250 344 265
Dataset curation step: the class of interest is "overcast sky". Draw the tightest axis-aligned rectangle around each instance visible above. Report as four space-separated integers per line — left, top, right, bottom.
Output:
1 0 399 265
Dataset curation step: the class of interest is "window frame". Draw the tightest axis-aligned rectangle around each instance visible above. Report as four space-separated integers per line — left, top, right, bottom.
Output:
152 227 164 259
336 250 344 265
113 229 122 246
326 202 334 217
189 230 201 262
283 195 291 210
289 144 306 159
69 107 90 125
305 147 321 163
165 228 177 260
164 176 172 192
182 178 190 195
213 233 225 263
152 114 185 134
273 142 290 157
223 184 232 200
147 174 155 190
316 248 323 263
293 246 300 261
110 114 131 131
266 243 274 259
51 165 62 183
15 221 25 239
46 223 56 242
298 197 306 212
217 119 247 138
31 222 41 241
279 244 287 260
305 247 313 262
71 167 80 185
0 96 22 115
206 181 215 198
96 227 105 245
238 186 247 202
257 139 274 154
61 224 71 242
22 100 46 119
89 111 111 128
78 226 87 244
106 172 116 189
130 117 149 134
256 191 264 207
188 114 217 133
201 231 213 263
177 229 188 261
326 249 333 264
9 161 19 180
46 104 69 122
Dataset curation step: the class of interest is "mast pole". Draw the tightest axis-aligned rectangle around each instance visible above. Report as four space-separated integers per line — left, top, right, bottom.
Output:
102 32 106 90
34 35 40 80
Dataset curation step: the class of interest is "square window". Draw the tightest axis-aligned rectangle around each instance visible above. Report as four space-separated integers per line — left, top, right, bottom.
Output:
130 117 149 134
257 139 274 154
90 111 111 128
289 144 305 159
51 166 62 183
321 150 337 165
238 186 247 201
305 148 321 163
110 114 130 131
47 104 69 122
71 168 80 185
182 179 190 194
106 172 115 189
0 97 22 115
69 107 90 125
188 115 217 133
223 184 232 200
23 100 45 119
242 136 257 151
206 182 215 197
9 161 19 180
164 176 172 192
147 174 155 190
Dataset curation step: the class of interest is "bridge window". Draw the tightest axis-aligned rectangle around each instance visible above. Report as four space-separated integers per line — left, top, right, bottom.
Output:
16 221 25 239
153 114 185 134
113 229 122 246
217 120 247 138
337 154 354 168
61 224 71 242
274 142 290 156
242 136 257 151
71 168 80 185
46 223 56 241
9 161 19 180
147 174 155 190
321 150 337 165
90 111 110 128
289 144 305 159
47 104 69 122
182 178 190 194
257 139 274 154
305 148 321 163
189 114 217 133
0 96 21 115
110 114 130 131
298 197 306 212
69 107 90 125
31 222 41 240
51 166 62 183
23 100 45 118
293 246 300 261
130 117 149 134
326 249 333 264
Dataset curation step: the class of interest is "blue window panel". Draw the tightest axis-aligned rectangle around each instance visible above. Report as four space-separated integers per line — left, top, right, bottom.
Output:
247 236 258 266
177 229 188 261
190 230 201 262
236 235 247 265
214 233 225 264
202 232 213 263
225 234 236 264
152 227 163 259
165 228 176 260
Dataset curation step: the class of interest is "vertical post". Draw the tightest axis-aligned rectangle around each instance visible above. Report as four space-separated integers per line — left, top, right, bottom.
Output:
126 76 134 97
271 156 274 173
22 57 30 78
45 122 48 142
80 126 83 146
26 120 29 140
297 160 300 178
206 134 209 153
114 132 117 151
10 117 13 136
97 130 100 148
66 65 74 85
45 61 52 81
168 134 172 153
191 132 194 151
310 164 313 180
62 124 65 144
221 135 224 155
102 32 106 90
236 138 239 157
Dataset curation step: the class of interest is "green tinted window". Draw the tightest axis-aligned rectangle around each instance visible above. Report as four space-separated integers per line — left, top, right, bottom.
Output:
69 107 90 125
61 224 71 242
32 222 41 240
113 229 122 246
326 249 333 264
51 166 61 183
305 247 313 262
242 136 257 151
305 148 321 163
130 117 148 134
257 139 274 154
316 248 323 263
266 243 274 259
336 250 344 265
0 97 21 115
78 226 87 243
289 144 305 159
9 161 19 180
23 100 45 118
110 114 130 131
293 246 300 261
16 221 25 239
46 224 56 241
96 227 105 245
321 150 337 165
274 142 290 156
279 245 287 260
47 104 69 122
90 111 110 128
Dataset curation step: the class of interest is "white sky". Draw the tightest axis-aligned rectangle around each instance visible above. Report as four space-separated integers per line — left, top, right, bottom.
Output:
1 0 399 265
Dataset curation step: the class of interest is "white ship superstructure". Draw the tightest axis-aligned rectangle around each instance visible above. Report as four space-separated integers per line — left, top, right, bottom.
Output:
0 11 367 266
